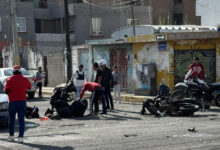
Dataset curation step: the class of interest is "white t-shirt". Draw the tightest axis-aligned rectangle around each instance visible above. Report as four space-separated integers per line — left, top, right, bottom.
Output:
72 71 86 87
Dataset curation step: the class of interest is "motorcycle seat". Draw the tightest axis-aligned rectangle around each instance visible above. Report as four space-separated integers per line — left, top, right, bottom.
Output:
209 82 220 91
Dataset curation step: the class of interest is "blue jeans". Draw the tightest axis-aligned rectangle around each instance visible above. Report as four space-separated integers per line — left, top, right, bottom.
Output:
74 86 82 101
8 101 26 137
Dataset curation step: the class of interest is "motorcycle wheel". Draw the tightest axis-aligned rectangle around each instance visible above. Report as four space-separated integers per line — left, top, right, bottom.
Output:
177 102 199 116
215 95 220 107
145 99 160 117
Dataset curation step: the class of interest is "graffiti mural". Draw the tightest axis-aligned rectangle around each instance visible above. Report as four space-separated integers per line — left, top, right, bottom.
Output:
174 50 216 84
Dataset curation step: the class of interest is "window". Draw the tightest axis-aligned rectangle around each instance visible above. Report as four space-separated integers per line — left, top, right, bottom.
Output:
39 0 48 8
90 18 102 36
127 19 140 26
16 17 26 32
174 0 182 4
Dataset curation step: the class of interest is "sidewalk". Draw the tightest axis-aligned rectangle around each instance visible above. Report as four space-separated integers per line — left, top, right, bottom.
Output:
41 85 154 103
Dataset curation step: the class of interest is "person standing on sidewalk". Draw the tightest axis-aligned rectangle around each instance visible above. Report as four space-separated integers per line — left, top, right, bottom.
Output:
80 82 107 115
4 65 31 143
112 66 121 103
36 67 44 98
99 59 114 110
72 65 86 101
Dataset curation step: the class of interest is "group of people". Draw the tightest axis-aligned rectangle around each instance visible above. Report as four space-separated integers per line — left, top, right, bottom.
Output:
72 59 121 116
4 57 205 143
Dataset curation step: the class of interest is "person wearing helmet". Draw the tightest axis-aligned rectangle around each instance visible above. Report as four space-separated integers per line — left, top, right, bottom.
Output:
4 65 31 143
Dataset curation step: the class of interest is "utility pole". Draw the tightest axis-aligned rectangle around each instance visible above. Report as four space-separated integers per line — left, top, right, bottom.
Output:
131 0 136 36
64 0 73 81
10 0 20 66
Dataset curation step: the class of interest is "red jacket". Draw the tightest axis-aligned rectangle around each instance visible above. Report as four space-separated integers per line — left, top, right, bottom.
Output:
4 74 31 102
80 82 101 99
188 63 205 80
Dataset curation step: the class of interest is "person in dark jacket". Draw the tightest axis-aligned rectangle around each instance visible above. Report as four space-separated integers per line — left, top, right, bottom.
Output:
4 65 31 143
99 59 114 110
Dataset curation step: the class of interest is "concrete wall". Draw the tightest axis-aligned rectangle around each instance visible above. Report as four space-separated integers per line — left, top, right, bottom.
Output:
133 42 174 90
71 4 152 44
196 0 219 26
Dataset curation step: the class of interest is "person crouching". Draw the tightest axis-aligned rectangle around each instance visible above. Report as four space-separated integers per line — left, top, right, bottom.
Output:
79 82 107 116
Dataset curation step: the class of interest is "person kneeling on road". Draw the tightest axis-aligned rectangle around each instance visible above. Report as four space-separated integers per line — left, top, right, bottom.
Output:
4 65 31 143
79 82 107 116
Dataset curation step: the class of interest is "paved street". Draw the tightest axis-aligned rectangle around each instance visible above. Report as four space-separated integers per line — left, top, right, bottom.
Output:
0 96 220 150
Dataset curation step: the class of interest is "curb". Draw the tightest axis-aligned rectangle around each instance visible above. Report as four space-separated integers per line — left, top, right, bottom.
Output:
41 88 153 103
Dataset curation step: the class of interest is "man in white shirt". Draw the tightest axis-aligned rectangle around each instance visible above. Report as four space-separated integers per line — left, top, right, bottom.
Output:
72 65 86 101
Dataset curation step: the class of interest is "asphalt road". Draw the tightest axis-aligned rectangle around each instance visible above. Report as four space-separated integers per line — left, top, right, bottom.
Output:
0 96 220 150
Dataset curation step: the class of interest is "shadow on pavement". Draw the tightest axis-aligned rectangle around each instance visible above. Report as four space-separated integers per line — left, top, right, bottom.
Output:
25 132 79 138
0 138 74 150
106 114 142 121
0 121 39 134
27 97 50 102
22 143 74 150
208 108 220 113
113 109 142 114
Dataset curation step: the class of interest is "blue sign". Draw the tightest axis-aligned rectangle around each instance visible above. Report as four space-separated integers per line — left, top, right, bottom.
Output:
158 41 167 51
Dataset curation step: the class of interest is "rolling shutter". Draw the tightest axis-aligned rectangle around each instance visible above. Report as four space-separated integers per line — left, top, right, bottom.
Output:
174 50 216 84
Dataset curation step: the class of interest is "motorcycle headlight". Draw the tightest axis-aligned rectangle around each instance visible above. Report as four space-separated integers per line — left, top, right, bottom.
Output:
0 102 8 110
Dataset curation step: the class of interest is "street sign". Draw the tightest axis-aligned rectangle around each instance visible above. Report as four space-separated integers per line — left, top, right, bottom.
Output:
156 34 166 40
158 41 167 51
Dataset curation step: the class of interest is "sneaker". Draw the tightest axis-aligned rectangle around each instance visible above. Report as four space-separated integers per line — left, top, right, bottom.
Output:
140 110 145 115
8 136 15 142
88 113 94 116
18 137 23 143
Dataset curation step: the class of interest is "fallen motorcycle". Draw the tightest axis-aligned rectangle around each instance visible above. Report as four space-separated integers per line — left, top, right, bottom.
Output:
173 69 220 110
141 84 200 117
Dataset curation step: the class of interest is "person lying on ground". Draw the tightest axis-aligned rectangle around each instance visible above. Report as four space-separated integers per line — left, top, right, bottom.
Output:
80 82 107 116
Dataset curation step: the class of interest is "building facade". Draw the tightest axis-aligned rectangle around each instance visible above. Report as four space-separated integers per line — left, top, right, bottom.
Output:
85 25 220 95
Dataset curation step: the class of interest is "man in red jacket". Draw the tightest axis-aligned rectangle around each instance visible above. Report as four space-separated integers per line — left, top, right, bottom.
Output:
80 82 107 116
186 57 205 80
4 65 31 143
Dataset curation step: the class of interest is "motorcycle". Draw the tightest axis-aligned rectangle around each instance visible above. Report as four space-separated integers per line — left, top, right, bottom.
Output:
142 84 200 116
173 69 220 110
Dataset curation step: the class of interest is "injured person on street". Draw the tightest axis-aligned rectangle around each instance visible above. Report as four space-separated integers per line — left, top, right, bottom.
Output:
79 82 107 116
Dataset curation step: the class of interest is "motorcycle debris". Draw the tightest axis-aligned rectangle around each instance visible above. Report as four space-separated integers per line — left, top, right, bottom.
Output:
188 127 197 132
124 134 138 137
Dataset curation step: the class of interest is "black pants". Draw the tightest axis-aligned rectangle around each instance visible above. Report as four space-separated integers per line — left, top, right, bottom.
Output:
37 82 42 96
104 88 114 109
141 100 148 113
90 87 107 114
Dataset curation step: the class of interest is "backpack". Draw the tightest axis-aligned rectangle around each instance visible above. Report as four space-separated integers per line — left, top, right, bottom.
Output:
26 106 40 119
158 84 170 97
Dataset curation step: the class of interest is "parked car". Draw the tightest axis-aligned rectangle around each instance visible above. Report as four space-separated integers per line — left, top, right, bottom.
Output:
0 82 9 127
0 68 37 98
